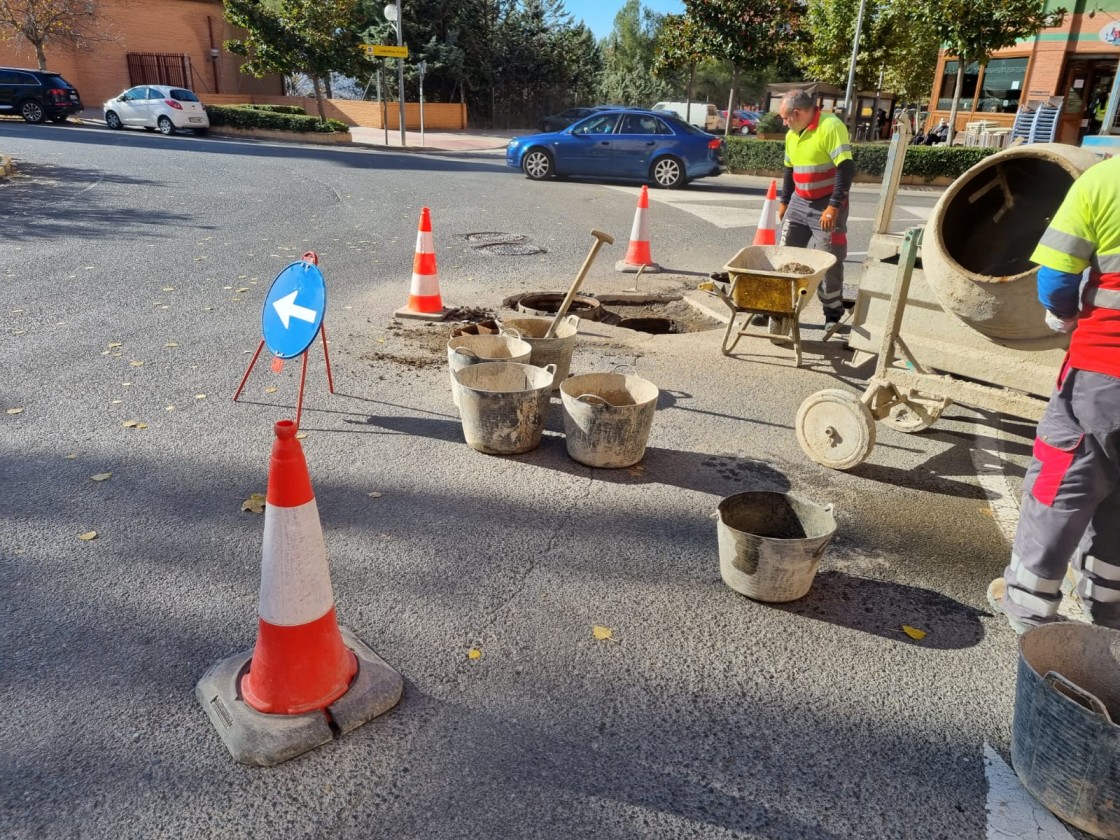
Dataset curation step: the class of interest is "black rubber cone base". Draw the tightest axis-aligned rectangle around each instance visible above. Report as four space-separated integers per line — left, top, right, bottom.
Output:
615 261 661 273
394 305 447 321
195 628 403 766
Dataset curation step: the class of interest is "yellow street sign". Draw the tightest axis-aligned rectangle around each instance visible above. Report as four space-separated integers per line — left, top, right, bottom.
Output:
362 44 409 59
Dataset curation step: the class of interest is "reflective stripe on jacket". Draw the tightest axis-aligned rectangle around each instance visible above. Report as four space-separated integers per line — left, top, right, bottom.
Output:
783 110 853 202
1031 156 1120 377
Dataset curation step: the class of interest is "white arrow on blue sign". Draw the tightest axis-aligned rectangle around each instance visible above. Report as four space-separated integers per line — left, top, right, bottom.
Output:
261 260 327 359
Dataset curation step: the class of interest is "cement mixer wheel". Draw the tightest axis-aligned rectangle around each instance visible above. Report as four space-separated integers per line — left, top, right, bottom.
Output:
881 393 951 434
795 389 876 470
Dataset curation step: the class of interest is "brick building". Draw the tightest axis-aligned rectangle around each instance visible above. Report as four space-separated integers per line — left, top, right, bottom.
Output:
927 0 1120 143
0 0 281 111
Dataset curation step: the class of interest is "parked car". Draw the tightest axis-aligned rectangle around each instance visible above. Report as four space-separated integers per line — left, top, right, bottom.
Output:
734 110 761 134
650 101 720 132
537 106 611 133
104 85 209 136
0 67 82 124
507 108 724 189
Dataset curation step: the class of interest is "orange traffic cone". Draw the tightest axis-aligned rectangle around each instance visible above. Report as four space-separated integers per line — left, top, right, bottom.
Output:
753 179 778 246
196 419 403 765
240 419 357 714
395 206 447 320
616 185 661 273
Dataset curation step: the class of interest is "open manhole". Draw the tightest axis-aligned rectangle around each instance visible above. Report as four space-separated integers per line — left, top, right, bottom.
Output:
517 292 602 321
617 317 675 334
476 243 547 255
603 299 722 335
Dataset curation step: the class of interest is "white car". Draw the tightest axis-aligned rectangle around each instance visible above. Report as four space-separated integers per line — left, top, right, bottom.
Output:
104 85 209 136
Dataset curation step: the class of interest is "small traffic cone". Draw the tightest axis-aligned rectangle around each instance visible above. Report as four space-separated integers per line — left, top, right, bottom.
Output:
395 207 447 321
752 179 778 246
196 420 402 766
616 185 661 273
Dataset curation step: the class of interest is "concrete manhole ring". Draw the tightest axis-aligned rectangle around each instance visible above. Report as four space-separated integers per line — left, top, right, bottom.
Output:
463 232 526 244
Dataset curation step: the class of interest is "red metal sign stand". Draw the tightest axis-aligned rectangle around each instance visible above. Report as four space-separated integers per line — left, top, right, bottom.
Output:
233 251 335 429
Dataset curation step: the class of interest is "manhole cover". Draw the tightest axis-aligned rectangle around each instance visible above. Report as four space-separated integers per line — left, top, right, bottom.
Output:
463 232 526 244
475 243 546 256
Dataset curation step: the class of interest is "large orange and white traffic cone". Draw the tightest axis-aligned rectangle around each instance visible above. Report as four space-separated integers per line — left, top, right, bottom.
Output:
753 179 779 246
196 420 402 766
395 206 447 321
616 185 661 273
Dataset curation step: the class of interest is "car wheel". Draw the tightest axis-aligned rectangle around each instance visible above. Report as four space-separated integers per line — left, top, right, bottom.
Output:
20 100 45 124
522 148 553 181
105 111 123 130
650 156 685 189
157 116 174 136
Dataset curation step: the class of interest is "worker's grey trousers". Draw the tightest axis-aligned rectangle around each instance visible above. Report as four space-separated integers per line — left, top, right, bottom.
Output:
1001 366 1120 629
779 193 847 320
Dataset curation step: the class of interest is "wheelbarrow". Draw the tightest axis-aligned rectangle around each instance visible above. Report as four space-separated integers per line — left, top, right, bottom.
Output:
712 245 838 367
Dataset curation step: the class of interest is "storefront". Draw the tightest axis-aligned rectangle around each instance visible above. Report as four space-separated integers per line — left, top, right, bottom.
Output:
926 1 1120 144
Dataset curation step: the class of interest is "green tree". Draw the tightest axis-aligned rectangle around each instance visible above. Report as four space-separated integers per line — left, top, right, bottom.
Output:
598 0 673 106
653 14 712 105
930 0 1065 141
798 0 939 104
684 0 803 128
225 0 370 121
0 0 106 69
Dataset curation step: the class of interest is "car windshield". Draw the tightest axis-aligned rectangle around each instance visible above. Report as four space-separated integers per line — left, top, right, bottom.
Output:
572 113 620 135
170 89 199 102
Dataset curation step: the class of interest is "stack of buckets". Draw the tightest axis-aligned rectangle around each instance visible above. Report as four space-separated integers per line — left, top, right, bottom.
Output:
448 314 658 467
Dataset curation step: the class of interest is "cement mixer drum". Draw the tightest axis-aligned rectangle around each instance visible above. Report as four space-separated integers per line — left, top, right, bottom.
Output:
922 143 1102 341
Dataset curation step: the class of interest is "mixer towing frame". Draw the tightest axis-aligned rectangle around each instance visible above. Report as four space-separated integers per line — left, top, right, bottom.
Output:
795 226 1050 470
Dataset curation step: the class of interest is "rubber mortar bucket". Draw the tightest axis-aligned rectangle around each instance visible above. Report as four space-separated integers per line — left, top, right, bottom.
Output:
717 492 836 602
453 362 556 455
496 315 579 391
1011 622 1120 839
560 370 659 468
447 330 532 408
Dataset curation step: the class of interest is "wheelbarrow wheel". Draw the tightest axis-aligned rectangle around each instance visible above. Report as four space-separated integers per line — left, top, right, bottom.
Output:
881 393 951 434
796 389 876 470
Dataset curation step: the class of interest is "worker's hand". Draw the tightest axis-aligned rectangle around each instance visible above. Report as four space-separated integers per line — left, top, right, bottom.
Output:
1045 310 1078 334
820 206 839 232
778 203 788 222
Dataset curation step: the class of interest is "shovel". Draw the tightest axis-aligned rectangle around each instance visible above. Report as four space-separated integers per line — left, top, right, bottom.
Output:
543 229 614 339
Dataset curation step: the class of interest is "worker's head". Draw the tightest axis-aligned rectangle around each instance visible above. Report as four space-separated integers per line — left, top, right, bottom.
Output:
780 90 816 132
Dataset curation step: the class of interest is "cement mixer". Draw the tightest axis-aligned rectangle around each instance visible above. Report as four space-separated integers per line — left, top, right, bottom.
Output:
796 141 1102 470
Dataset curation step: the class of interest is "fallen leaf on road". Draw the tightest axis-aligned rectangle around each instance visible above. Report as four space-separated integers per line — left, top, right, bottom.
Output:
129 360 144 367
64 454 77 459
90 473 112 482
78 531 98 541
467 648 482 660
979 507 994 517
241 493 266 514
6 407 23 415
296 431 308 440
236 287 249 294
162 286 175 292
111 399 122 405
902 625 927 641
195 394 207 400
592 625 615 641
121 420 147 429
165 342 178 348
367 491 383 498
107 342 122 348
264 386 278 393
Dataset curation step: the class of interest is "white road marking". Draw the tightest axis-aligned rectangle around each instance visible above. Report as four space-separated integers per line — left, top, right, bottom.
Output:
665 204 757 228
984 743 1075 839
897 203 935 221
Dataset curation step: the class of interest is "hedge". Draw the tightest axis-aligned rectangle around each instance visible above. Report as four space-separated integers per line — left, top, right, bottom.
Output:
204 105 349 134
239 104 308 116
724 137 999 183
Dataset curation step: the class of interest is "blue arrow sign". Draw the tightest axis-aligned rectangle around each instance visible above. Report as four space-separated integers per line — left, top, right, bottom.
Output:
261 260 326 359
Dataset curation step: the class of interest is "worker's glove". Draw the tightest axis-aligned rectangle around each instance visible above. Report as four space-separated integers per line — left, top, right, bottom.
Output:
1044 310 1078 334
820 205 839 232
778 203 788 222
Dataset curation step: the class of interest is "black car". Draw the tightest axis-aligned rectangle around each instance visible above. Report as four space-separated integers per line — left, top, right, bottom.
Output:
536 106 611 133
0 67 83 124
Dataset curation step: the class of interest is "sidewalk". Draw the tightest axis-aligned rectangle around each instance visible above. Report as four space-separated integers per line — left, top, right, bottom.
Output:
349 124 522 152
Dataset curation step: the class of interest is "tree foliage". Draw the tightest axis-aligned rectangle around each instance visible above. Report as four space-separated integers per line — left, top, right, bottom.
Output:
597 0 673 106
0 0 106 69
929 0 1064 140
225 0 370 120
798 0 939 103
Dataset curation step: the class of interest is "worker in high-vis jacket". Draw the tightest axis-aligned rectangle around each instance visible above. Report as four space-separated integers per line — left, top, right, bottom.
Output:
988 155 1120 633
777 89 854 328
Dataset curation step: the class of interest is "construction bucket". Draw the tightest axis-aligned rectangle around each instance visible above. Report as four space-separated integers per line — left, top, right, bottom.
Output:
560 370 659 468
454 362 556 455
717 492 836 602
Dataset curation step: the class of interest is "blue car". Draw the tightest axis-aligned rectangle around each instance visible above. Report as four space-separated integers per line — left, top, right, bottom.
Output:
506 108 725 189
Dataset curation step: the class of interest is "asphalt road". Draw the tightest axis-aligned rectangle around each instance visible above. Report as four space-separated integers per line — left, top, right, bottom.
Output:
0 120 1072 839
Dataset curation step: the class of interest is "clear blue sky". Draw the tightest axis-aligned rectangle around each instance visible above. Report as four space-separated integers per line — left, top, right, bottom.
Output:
565 0 685 40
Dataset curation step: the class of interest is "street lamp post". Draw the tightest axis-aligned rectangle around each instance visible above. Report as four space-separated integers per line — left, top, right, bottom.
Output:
841 0 868 135
384 2 406 147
